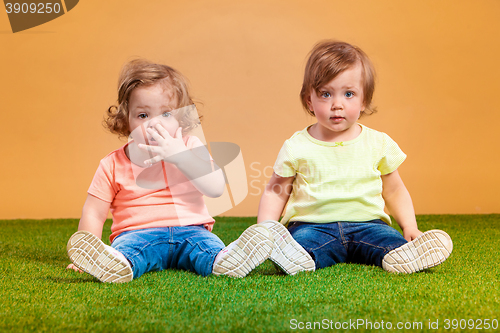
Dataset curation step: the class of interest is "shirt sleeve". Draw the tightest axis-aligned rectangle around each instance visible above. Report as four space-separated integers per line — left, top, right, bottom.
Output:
273 140 297 178
378 134 407 175
87 158 118 203
186 135 204 149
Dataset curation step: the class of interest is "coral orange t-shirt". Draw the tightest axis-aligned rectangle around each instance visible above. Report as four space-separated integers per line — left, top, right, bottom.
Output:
88 136 215 242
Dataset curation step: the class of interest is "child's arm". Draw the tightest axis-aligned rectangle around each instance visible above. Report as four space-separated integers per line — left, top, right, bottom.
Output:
67 194 110 272
381 169 422 241
77 194 111 238
140 125 225 198
257 172 294 223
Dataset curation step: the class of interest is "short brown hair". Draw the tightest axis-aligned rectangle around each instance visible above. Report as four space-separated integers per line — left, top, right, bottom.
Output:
300 40 376 117
104 59 200 138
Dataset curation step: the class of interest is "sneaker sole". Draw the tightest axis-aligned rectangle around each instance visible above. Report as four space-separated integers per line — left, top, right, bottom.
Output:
265 221 315 275
67 231 133 283
212 224 273 278
382 229 453 273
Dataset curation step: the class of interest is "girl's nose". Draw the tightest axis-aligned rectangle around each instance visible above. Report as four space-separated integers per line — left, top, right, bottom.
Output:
331 98 343 110
147 117 161 128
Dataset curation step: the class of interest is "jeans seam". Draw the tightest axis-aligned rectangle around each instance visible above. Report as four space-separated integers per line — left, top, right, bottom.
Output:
119 231 173 263
351 240 391 251
310 238 338 252
184 228 222 254
338 223 349 251
185 235 209 253
124 239 162 264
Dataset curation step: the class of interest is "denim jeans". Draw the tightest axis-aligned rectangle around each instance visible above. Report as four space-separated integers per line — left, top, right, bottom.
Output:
288 220 407 269
111 225 225 278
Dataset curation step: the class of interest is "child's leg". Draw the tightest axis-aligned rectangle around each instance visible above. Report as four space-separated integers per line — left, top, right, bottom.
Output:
212 224 274 278
341 220 453 273
111 227 189 279
260 220 315 275
160 224 273 278
167 225 225 277
67 230 133 283
111 225 271 278
288 222 349 269
340 221 408 267
109 226 225 278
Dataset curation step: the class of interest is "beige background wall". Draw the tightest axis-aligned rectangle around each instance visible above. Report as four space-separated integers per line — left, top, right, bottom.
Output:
1 0 499 219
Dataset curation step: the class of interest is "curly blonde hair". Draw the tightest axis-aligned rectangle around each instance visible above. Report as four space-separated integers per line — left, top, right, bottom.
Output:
104 59 201 138
300 40 377 117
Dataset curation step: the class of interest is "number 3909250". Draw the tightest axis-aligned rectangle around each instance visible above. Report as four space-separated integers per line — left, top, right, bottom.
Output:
5 3 62 14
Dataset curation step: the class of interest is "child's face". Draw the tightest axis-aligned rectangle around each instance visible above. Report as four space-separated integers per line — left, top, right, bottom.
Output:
307 63 365 140
128 83 180 144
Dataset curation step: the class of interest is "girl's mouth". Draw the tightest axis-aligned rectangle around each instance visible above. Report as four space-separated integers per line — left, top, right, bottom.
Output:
330 116 344 122
147 137 158 145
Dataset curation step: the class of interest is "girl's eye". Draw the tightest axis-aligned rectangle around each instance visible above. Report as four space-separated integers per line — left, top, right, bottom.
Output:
321 91 331 98
345 91 354 98
162 112 172 118
138 114 148 119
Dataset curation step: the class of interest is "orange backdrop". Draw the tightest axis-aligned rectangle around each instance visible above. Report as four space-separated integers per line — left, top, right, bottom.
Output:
1 0 499 219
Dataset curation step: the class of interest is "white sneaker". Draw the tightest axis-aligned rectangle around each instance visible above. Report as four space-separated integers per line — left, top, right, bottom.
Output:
261 220 315 275
212 224 273 278
67 230 133 283
382 229 453 274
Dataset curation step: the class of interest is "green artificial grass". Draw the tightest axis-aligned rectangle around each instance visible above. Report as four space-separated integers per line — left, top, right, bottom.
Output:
1 215 499 332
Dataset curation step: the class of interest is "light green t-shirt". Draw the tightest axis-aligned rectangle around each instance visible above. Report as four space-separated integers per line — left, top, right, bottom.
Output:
273 124 406 225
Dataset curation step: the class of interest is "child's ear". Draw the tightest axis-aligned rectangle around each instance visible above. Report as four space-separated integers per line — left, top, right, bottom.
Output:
306 94 313 112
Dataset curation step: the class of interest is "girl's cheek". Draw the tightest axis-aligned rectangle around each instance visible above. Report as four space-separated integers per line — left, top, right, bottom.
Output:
163 118 180 135
129 124 149 143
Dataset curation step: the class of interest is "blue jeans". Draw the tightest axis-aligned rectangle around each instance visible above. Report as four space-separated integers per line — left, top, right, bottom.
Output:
288 220 408 269
111 226 225 278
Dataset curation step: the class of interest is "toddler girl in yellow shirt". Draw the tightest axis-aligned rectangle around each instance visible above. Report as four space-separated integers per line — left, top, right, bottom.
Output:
258 41 453 274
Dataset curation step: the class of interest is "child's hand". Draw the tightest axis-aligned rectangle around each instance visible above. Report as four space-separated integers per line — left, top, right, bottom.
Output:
402 227 423 242
67 263 83 273
138 125 188 166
